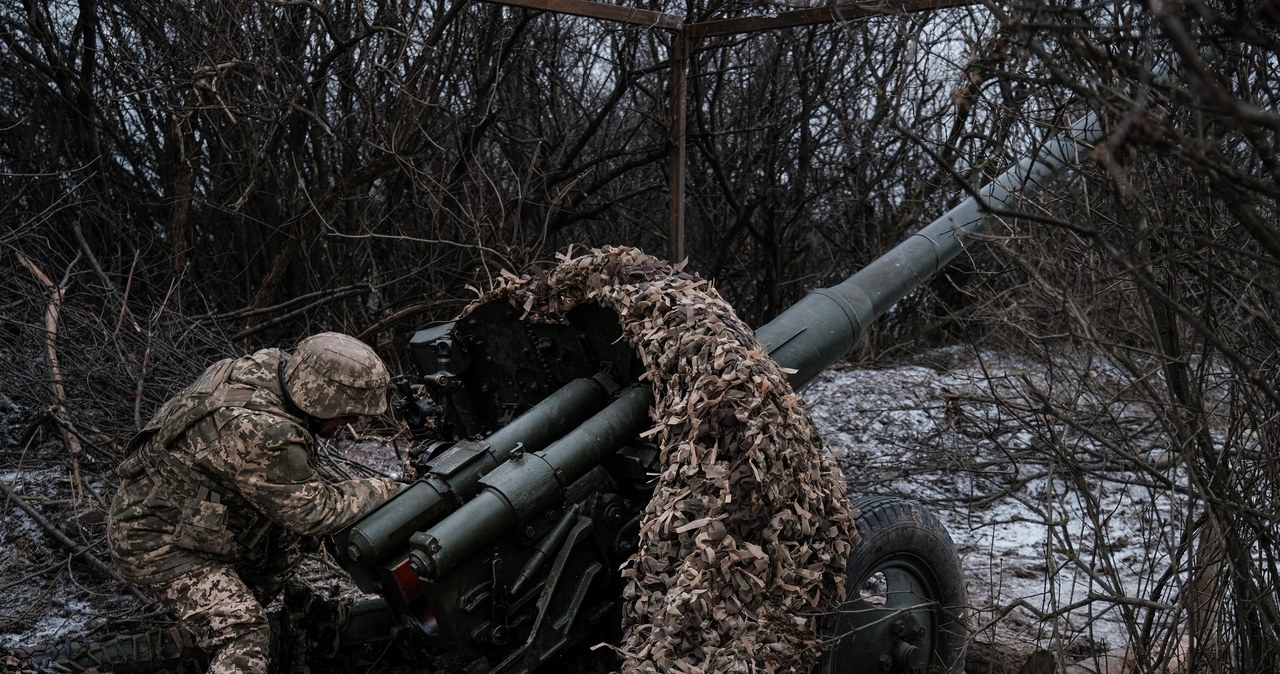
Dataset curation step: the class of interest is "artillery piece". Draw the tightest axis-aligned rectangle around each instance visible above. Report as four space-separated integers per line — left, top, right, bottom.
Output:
26 112 1102 674
325 112 1104 674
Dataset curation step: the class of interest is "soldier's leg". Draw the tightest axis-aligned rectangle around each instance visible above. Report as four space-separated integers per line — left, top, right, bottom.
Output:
241 539 303 606
158 563 272 674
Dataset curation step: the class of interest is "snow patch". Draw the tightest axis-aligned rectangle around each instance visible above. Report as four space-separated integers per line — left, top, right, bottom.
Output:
805 346 1181 652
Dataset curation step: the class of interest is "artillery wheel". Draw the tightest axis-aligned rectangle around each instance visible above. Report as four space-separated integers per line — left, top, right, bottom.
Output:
816 495 967 674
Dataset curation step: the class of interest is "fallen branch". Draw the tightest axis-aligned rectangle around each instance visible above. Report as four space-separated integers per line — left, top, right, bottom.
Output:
964 636 1057 674
1060 636 1191 674
17 252 85 503
963 622 1191 674
0 478 152 606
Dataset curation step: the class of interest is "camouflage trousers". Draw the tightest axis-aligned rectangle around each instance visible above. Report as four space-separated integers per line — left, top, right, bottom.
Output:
143 558 297 674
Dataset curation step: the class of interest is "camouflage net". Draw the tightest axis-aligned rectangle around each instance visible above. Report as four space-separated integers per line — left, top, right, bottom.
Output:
468 246 856 674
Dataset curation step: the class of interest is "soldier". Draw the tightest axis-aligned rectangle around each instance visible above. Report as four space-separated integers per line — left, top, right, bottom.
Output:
107 332 403 674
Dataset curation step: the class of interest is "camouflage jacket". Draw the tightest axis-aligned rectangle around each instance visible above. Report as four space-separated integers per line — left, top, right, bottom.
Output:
108 348 400 583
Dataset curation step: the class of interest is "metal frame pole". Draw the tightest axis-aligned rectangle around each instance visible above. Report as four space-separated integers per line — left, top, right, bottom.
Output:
468 0 980 265
667 31 688 263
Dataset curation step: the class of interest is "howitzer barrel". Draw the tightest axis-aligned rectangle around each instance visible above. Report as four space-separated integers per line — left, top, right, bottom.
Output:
343 375 615 565
409 385 654 581
758 112 1104 389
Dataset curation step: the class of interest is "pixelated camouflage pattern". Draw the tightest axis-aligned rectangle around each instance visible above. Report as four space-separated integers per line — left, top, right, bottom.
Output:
156 563 274 674
108 344 400 673
283 332 390 420
108 345 400 584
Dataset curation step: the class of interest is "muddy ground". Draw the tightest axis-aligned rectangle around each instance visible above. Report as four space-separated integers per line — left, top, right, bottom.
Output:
0 345 1165 668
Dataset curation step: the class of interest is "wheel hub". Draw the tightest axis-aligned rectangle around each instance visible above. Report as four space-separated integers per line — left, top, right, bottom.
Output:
885 616 926 674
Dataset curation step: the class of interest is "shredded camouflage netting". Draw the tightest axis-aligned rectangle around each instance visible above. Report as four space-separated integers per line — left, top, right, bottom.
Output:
466 246 856 674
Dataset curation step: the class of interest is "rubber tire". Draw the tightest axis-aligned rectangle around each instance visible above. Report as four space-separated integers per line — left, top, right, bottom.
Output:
815 495 968 674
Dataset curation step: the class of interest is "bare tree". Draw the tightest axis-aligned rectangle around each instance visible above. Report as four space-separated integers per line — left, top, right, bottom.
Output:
932 1 1280 671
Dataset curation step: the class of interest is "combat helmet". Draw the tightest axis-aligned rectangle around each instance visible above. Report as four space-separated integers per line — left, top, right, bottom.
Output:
283 332 390 419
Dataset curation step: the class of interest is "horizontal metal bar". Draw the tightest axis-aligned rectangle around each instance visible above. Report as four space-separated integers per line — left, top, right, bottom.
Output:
478 0 684 29
686 0 980 38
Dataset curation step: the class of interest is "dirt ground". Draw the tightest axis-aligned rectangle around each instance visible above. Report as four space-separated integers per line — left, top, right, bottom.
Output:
1 345 1163 668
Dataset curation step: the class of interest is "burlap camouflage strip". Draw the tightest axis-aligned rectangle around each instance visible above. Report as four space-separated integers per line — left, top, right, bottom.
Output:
467 246 857 674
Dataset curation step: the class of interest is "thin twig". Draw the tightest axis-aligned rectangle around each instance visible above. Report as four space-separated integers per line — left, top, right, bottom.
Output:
71 222 116 295
114 249 142 335
205 284 368 322
231 287 367 341
357 301 436 340
0 559 69 594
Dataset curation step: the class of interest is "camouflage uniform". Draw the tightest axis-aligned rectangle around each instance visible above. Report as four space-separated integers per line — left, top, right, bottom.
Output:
108 335 401 674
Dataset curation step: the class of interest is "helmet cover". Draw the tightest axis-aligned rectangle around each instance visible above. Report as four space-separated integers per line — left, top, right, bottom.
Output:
284 332 390 419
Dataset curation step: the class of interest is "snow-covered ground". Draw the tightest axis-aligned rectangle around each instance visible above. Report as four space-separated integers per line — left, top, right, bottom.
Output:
804 345 1184 658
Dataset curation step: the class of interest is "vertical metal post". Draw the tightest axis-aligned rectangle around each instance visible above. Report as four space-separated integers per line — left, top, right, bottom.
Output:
666 30 688 263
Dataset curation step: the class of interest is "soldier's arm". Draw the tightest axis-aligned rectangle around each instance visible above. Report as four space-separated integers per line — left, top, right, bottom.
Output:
220 412 401 536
